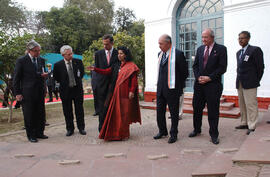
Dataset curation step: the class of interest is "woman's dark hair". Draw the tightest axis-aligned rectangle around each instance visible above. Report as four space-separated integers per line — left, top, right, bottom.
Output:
117 46 132 61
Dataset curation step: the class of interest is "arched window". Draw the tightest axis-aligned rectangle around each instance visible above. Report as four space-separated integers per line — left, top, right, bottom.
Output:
176 0 224 91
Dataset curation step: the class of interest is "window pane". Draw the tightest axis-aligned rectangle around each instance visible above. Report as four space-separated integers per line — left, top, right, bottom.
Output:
191 22 197 31
216 17 222 28
209 18 215 28
185 33 190 41
202 20 208 30
185 23 191 32
216 28 223 38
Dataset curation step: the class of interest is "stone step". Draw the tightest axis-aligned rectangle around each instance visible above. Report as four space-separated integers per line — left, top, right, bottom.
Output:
184 100 235 111
225 164 261 177
232 112 270 164
140 101 240 118
191 149 237 177
184 95 226 103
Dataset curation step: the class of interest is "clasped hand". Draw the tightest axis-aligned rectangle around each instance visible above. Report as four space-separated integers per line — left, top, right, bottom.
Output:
198 76 211 84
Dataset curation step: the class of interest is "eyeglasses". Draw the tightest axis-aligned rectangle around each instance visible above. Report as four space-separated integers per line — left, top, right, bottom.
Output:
31 49 41 52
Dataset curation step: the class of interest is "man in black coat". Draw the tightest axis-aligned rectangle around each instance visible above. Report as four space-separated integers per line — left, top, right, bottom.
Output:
53 45 86 136
235 31 264 135
13 40 48 143
153 34 188 144
189 28 227 145
94 34 119 132
46 63 59 102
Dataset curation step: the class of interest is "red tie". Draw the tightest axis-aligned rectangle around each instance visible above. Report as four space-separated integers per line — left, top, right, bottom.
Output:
107 51 110 65
203 46 209 68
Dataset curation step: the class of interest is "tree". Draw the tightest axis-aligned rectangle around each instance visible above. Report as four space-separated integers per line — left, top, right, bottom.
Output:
0 32 34 122
127 20 145 37
0 0 26 35
83 31 145 93
114 7 135 32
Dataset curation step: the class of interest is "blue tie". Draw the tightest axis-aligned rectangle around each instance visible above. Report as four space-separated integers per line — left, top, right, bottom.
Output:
161 53 167 65
239 49 244 60
33 57 38 69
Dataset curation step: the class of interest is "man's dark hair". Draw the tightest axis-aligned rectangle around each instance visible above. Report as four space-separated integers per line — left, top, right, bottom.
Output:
239 31 251 39
102 34 114 43
117 46 132 62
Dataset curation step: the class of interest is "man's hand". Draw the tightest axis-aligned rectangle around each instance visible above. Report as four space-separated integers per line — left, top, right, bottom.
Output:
16 95 23 101
87 66 95 71
41 72 48 78
129 92 134 99
198 76 211 84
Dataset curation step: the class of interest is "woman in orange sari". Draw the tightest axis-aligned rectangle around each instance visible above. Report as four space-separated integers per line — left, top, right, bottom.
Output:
90 46 141 141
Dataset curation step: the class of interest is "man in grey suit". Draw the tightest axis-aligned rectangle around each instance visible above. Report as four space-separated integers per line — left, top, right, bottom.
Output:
13 40 48 143
235 31 264 134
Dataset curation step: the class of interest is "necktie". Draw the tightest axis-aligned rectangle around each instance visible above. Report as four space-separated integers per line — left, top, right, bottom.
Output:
203 46 209 68
67 62 76 87
33 57 38 69
161 53 167 65
107 51 110 65
239 49 244 60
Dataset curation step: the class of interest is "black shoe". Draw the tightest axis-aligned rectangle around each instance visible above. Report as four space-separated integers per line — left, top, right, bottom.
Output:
211 137 219 145
188 131 201 137
92 113 98 116
45 123 50 126
153 132 168 139
235 125 248 129
28 137 38 143
79 129 86 135
267 121 270 124
66 130 74 136
246 129 255 135
36 134 48 139
168 136 177 144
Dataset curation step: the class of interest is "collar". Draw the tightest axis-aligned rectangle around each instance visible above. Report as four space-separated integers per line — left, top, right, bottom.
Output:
28 53 34 60
242 44 249 53
64 59 72 64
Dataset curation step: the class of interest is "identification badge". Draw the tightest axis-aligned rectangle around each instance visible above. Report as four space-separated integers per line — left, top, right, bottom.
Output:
77 70 80 77
244 55 249 62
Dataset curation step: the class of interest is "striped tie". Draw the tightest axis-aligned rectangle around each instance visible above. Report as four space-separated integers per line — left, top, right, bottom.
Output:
161 53 167 65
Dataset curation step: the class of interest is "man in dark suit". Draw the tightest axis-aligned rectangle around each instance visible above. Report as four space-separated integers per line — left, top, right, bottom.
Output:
53 45 86 136
13 40 48 143
153 34 188 144
94 34 119 131
189 28 227 145
46 63 59 102
235 31 264 135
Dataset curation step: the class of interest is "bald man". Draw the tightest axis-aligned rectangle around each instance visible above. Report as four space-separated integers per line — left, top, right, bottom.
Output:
153 34 188 144
189 29 227 145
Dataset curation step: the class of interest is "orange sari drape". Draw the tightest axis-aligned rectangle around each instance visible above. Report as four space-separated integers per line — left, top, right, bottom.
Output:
99 62 141 141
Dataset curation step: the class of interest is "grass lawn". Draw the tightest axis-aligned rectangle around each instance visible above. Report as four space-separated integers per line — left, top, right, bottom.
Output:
0 99 94 134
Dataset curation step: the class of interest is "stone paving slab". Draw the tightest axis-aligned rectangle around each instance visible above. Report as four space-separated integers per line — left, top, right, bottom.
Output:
259 165 270 177
232 122 270 164
226 164 261 177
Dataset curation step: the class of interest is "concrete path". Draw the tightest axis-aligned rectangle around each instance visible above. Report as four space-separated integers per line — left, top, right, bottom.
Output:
0 109 266 177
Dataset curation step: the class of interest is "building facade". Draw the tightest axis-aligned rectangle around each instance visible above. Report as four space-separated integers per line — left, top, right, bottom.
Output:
144 0 270 108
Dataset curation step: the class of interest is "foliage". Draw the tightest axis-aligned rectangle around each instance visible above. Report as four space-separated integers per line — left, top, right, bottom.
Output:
114 7 135 32
0 0 26 35
83 31 145 89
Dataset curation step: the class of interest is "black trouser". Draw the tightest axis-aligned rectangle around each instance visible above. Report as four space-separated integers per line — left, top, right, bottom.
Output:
192 82 223 139
156 93 180 137
22 95 45 138
48 85 58 101
92 88 99 114
61 87 85 131
97 93 107 132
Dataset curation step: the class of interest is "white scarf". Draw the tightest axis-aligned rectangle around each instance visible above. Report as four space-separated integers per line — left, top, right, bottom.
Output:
157 46 176 89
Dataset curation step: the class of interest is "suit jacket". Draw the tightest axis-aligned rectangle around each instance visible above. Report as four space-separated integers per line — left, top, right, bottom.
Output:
193 43 227 84
13 54 46 99
157 49 188 98
94 48 119 95
236 45 264 89
53 58 84 98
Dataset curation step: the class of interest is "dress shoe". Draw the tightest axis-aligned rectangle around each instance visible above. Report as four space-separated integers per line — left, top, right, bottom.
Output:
235 125 248 129
79 129 86 135
37 134 48 139
92 112 98 116
153 133 168 139
168 136 177 144
66 130 74 136
246 129 255 135
267 121 270 124
211 137 219 145
45 123 50 126
28 137 38 143
188 131 201 137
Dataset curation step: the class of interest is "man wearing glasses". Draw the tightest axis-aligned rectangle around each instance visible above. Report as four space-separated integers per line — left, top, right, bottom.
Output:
13 40 48 143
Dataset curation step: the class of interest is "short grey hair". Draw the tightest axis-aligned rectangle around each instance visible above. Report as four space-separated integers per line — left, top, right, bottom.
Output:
204 28 215 38
60 45 73 55
160 34 172 44
27 40 41 50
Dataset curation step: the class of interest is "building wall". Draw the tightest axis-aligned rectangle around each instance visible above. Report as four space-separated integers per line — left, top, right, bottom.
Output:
145 0 270 104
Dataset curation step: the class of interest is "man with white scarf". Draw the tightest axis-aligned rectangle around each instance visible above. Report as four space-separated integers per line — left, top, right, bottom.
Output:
153 34 188 144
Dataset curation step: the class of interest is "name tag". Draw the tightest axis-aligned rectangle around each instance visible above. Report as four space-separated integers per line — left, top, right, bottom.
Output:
77 70 80 77
244 55 249 62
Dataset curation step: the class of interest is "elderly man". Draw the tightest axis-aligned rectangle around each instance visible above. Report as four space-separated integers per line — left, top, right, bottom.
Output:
13 40 48 143
153 34 188 144
189 28 227 145
53 45 86 136
235 31 264 134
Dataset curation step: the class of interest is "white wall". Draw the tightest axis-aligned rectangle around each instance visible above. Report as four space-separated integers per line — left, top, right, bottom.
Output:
224 0 270 97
